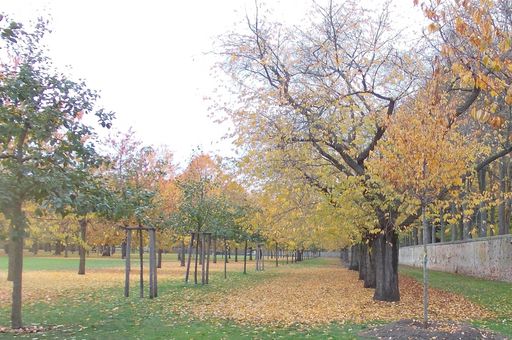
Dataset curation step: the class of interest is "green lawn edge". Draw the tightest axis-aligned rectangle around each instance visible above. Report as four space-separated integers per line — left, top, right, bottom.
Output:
399 265 512 337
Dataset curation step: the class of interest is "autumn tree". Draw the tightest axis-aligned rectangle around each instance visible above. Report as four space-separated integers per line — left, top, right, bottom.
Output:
369 76 477 326
216 0 427 301
0 18 113 328
418 0 512 235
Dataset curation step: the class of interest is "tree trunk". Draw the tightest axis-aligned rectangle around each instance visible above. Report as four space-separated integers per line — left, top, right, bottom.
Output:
249 247 253 261
31 242 38 255
373 229 400 302
431 219 436 244
235 247 238 262
78 219 87 275
139 229 144 298
54 240 62 256
364 241 376 288
185 233 194 283
243 239 248 274
157 249 163 269
213 237 217 263
422 204 429 328
10 201 25 328
348 245 359 270
64 236 69 258
121 241 127 259
102 243 111 256
7 242 14 281
358 243 366 281
499 158 508 235
478 168 488 237
451 204 457 241
440 209 446 243
201 234 206 285
490 205 496 236
463 199 471 240
194 232 199 284
275 242 279 267
11 234 23 328
180 239 186 267
224 238 227 279
206 234 211 284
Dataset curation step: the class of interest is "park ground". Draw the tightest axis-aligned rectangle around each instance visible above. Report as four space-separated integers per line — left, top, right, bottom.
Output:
0 254 511 339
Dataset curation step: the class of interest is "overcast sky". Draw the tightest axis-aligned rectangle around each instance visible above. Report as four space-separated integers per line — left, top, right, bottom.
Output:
2 0 423 167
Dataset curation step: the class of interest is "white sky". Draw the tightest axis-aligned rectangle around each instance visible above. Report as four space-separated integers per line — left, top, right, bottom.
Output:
1 0 423 167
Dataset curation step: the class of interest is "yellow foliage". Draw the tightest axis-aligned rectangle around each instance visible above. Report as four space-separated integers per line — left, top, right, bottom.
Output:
368 82 477 206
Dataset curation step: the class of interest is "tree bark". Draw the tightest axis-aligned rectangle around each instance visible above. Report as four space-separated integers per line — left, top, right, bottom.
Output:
78 218 87 275
275 242 278 267
348 245 359 270
54 240 62 256
364 241 376 288
10 200 25 328
206 234 211 284
64 237 69 258
180 239 186 267
201 233 206 285
243 239 248 274
7 242 14 281
490 205 496 236
102 243 111 256
124 230 131 297
121 240 127 259
224 238 227 279
31 242 38 255
478 168 488 237
440 209 445 243
194 232 199 284
185 233 194 283
431 219 436 244
499 158 508 235
157 249 163 269
358 243 366 281
212 237 217 263
373 229 400 302
139 229 144 298
422 204 430 328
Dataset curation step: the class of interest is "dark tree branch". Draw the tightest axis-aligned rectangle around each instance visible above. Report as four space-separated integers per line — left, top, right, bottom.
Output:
476 145 512 172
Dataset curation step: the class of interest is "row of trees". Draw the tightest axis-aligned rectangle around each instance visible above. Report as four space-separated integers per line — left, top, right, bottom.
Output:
214 0 511 308
2 0 511 330
0 17 326 329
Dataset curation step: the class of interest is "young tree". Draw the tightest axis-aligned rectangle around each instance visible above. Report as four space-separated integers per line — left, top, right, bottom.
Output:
369 79 477 327
0 18 113 328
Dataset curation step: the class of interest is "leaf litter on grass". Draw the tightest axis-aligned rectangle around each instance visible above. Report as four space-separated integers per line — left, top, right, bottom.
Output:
190 262 494 327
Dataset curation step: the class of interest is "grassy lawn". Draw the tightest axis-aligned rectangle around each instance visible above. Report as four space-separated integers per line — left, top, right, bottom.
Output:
0 252 180 272
400 265 512 337
0 257 369 339
1 257 510 339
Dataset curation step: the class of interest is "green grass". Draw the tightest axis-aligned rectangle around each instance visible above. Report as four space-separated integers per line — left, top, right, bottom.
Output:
400 265 512 337
2 258 510 339
0 257 368 339
0 253 179 271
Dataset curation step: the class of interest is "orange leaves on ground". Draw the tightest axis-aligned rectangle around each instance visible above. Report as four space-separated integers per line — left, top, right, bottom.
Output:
190 262 493 327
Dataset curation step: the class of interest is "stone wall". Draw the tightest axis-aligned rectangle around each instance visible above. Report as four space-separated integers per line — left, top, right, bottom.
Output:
399 234 512 282
320 251 341 258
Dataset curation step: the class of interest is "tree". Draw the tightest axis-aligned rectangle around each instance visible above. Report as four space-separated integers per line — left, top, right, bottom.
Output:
216 0 423 301
0 18 113 328
369 78 477 327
